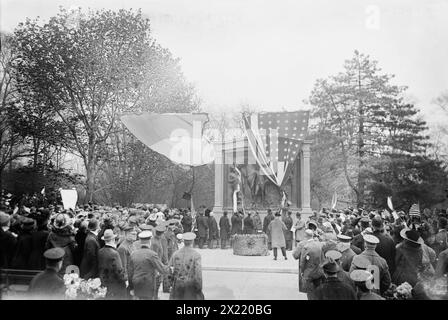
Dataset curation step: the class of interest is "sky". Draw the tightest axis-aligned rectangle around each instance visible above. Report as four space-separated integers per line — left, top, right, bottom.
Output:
1 0 448 127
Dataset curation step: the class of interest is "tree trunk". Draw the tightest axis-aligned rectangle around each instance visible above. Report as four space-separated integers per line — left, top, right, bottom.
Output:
84 136 96 204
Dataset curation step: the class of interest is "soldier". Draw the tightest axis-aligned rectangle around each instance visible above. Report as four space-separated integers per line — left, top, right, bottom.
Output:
151 224 169 297
324 250 355 291
336 234 356 272
298 228 324 299
169 232 204 300
128 231 169 300
349 234 391 295
350 269 384 300
28 248 66 299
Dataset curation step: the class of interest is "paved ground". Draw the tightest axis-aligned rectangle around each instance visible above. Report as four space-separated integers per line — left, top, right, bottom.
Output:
160 248 307 300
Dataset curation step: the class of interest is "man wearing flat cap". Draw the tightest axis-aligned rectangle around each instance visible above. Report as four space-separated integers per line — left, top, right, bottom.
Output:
117 225 137 283
296 228 324 299
322 250 355 291
350 270 384 300
311 259 357 300
169 232 204 300
336 234 356 272
350 234 391 295
28 248 66 299
128 231 169 300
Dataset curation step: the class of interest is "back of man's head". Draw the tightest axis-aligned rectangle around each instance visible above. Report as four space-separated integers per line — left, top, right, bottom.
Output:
88 218 98 231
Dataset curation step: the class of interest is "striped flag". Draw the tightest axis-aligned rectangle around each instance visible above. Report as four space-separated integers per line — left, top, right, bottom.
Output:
242 110 310 188
409 204 420 216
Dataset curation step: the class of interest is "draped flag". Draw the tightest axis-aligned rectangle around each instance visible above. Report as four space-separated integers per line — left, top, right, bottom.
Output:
387 196 394 211
120 113 215 167
242 111 310 197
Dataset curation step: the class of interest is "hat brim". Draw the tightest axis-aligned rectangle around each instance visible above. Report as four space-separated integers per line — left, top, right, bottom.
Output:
101 234 117 241
400 228 424 245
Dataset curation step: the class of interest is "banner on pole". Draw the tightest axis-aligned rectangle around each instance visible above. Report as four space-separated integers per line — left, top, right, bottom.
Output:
387 196 394 211
331 191 338 210
60 189 78 210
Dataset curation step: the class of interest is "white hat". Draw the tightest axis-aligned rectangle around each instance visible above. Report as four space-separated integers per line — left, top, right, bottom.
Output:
138 230 153 239
176 233 183 240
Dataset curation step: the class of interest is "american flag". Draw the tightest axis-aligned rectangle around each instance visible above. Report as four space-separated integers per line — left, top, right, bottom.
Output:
243 111 310 186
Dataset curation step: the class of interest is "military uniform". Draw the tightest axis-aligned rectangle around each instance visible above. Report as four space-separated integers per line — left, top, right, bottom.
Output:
299 238 324 298
169 233 204 300
128 233 168 300
28 248 66 299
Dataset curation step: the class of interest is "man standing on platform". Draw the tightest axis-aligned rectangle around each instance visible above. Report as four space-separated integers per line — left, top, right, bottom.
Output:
181 210 193 232
282 211 294 250
243 212 255 234
268 212 288 260
206 210 219 249
294 212 306 247
263 209 275 250
252 211 263 233
196 210 209 249
219 211 231 249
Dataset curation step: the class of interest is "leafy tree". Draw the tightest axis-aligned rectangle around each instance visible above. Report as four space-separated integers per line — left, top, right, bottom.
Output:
0 32 30 190
11 8 156 202
309 50 447 208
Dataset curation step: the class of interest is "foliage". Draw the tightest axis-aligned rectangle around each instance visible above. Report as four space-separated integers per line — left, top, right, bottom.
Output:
309 50 448 209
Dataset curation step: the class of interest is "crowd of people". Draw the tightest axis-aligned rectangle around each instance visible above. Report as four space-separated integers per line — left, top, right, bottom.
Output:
291 206 448 300
0 198 447 300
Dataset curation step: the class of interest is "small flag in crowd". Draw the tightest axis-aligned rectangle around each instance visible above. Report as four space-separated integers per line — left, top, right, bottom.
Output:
331 191 338 209
409 203 420 216
387 196 394 211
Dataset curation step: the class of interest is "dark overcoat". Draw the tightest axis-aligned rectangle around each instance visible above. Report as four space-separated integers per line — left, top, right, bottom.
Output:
196 215 209 238
80 232 100 279
219 216 231 240
231 214 243 235
98 245 127 299
0 228 17 269
28 268 65 299
128 245 167 299
169 246 204 300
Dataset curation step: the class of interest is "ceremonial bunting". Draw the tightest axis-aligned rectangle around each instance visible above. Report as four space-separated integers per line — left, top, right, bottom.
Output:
242 111 310 191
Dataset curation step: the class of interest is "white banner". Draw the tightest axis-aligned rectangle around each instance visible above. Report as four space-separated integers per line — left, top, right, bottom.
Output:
60 189 78 210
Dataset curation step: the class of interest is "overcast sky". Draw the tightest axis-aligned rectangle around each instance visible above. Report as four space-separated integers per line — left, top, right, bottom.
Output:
1 0 448 126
